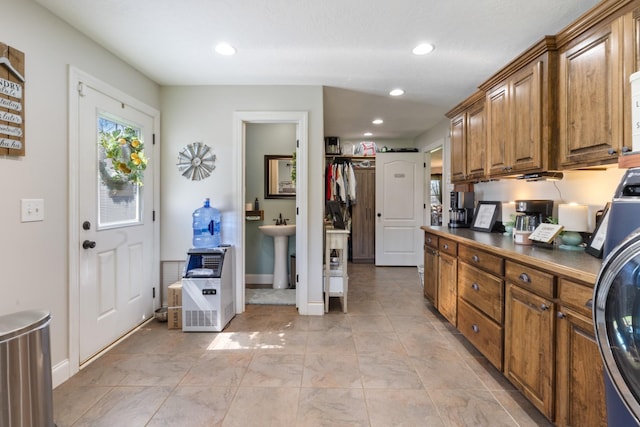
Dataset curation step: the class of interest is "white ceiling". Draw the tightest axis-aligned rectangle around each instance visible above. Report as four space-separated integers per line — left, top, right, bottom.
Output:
37 0 600 141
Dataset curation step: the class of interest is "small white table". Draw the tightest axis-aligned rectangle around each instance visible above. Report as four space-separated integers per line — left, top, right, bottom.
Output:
324 229 349 313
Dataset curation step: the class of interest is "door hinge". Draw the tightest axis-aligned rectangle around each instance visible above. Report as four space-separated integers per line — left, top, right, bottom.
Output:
296 274 299 283
296 139 299 148
296 207 299 215
153 133 156 145
424 162 427 168
153 210 156 221
153 287 156 298
77 82 86 97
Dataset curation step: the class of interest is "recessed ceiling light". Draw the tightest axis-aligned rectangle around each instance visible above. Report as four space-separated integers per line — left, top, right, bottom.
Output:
389 89 405 96
412 43 434 56
214 43 236 56
372 119 383 125
364 132 373 137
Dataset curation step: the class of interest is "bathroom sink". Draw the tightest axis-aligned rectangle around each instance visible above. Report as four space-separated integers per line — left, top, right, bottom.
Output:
258 224 296 237
258 224 296 289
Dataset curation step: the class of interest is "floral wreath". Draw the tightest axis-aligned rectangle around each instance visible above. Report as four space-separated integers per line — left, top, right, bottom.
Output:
99 127 148 187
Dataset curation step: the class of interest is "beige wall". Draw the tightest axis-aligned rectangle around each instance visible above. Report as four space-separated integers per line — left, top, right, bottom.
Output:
159 85 325 310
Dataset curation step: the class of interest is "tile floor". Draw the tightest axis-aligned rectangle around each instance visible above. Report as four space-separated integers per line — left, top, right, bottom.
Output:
53 263 552 426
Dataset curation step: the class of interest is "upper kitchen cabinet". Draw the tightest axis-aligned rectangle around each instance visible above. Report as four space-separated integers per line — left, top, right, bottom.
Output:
480 37 558 178
446 91 486 183
557 0 639 167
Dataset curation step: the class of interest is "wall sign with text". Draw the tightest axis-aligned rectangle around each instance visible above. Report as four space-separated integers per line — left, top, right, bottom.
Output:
0 43 25 156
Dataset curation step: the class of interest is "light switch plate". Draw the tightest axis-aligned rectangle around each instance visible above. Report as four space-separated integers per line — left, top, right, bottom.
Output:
21 199 44 222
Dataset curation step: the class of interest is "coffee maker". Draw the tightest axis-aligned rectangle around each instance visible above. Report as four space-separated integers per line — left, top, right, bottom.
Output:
448 191 475 228
513 200 554 245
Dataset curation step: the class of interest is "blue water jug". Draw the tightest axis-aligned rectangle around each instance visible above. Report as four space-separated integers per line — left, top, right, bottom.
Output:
192 198 221 248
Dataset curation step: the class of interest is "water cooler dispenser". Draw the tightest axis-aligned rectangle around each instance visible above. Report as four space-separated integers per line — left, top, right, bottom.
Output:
182 246 235 332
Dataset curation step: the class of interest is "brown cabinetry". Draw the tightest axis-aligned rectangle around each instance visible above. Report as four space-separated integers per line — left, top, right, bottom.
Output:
481 37 557 177
555 279 607 427
504 280 555 420
556 1 640 167
447 91 486 183
437 238 458 326
351 168 375 263
423 232 439 305
457 244 505 370
422 227 610 425
558 19 627 166
504 260 555 420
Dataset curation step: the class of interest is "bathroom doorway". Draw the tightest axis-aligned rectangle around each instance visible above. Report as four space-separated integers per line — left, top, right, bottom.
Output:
233 111 309 314
245 123 297 304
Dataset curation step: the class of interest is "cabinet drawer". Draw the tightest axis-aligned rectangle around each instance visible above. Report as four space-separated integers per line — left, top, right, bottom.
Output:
458 298 503 371
458 245 504 276
505 261 555 299
439 238 457 256
424 232 439 250
458 262 504 323
558 278 594 318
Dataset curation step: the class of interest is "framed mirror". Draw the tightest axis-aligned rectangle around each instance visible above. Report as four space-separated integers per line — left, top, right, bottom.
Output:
264 155 295 199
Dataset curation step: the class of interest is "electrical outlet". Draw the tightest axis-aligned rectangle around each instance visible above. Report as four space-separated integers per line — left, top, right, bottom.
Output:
21 199 44 222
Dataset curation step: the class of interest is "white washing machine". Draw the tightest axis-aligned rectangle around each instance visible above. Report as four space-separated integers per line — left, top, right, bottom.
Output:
182 246 234 332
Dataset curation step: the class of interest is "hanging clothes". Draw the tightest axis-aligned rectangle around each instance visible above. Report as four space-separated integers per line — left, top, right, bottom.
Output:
325 159 357 205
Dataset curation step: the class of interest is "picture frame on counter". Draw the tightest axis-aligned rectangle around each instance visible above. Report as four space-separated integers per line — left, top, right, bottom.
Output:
471 201 500 232
586 203 611 259
529 223 564 244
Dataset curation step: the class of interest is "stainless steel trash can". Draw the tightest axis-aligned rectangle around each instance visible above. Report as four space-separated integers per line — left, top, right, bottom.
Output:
0 310 54 427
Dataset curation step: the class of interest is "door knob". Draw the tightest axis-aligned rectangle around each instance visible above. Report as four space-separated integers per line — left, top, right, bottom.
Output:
82 240 96 249
377 213 381 217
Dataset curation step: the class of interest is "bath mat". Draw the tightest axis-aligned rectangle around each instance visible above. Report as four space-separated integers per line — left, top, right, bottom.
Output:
246 288 296 305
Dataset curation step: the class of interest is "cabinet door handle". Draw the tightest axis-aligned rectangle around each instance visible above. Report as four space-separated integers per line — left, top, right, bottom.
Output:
585 299 593 310
608 148 617 155
622 146 631 153
540 303 549 311
557 311 566 319
471 283 480 291
471 324 480 333
472 255 480 263
518 273 530 283
426 237 432 244
443 244 449 250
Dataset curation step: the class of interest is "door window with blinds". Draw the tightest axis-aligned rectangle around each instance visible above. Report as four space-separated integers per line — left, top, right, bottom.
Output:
97 115 142 229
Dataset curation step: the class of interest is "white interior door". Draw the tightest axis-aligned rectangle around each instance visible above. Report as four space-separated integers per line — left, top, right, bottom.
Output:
375 152 424 266
78 83 155 363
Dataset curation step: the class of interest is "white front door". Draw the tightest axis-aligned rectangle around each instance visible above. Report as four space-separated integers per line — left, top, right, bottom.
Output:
77 82 156 363
375 152 424 266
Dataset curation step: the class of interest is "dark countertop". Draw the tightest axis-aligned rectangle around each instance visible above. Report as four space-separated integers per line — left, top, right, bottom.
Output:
421 226 603 285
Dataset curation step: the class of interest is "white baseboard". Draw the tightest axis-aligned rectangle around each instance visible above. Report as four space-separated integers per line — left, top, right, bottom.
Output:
304 301 326 316
245 274 272 285
52 359 70 389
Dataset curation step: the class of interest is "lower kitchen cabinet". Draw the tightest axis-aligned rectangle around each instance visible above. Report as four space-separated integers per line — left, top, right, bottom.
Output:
437 238 458 326
422 229 608 425
423 237 438 305
457 298 503 370
555 278 607 427
504 282 555 420
458 259 504 370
